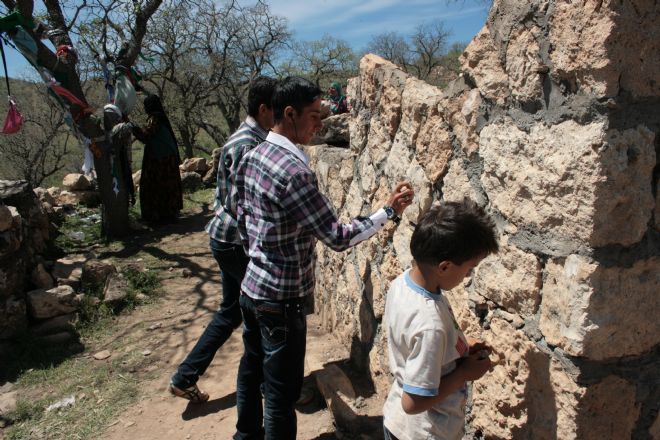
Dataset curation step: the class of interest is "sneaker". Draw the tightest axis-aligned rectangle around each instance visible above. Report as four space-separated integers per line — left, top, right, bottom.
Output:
169 382 209 403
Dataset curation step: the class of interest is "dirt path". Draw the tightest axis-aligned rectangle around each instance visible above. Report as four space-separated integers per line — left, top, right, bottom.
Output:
98 211 349 440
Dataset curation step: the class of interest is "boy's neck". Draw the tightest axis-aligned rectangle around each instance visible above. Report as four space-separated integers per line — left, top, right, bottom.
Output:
409 263 442 294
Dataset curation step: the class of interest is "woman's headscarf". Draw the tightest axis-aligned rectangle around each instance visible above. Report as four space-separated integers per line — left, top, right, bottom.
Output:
329 81 345 102
143 94 181 163
144 94 166 116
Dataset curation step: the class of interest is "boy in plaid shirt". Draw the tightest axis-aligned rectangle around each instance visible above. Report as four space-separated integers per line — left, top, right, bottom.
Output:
231 76 415 440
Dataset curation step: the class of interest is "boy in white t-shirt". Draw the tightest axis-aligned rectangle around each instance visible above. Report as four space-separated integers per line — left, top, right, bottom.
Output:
383 200 499 440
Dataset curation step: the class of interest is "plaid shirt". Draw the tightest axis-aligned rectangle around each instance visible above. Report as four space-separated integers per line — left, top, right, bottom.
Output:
205 116 268 244
233 131 388 301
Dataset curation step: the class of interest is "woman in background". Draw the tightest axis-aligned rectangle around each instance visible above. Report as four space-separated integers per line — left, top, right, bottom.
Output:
327 81 348 115
132 95 183 223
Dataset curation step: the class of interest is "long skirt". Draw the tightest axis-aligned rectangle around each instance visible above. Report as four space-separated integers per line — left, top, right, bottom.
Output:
139 154 183 223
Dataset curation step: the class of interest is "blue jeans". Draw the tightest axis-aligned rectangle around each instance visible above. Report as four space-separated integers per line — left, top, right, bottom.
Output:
171 238 249 389
233 294 307 440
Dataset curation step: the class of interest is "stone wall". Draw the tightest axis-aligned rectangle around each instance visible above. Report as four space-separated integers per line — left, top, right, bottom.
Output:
0 181 51 338
309 1 659 438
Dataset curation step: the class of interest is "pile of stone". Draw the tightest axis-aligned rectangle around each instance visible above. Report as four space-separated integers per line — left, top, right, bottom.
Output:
45 173 100 208
179 157 211 192
1 180 53 339
0 180 139 349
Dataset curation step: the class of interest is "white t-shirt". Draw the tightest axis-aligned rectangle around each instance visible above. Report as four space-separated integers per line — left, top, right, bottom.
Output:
383 270 470 440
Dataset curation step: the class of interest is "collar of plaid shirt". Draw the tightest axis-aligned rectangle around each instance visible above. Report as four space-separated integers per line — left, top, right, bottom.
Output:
265 131 310 166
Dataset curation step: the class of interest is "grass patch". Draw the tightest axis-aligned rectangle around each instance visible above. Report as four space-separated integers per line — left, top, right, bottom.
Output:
124 266 160 296
183 187 214 213
3 348 154 440
54 207 103 253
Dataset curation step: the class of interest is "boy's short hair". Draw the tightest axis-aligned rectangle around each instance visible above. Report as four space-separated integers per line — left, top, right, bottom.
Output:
272 76 322 122
410 199 499 265
247 76 277 118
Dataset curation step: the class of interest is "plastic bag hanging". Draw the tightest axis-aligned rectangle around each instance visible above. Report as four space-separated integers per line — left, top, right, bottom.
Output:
2 99 23 134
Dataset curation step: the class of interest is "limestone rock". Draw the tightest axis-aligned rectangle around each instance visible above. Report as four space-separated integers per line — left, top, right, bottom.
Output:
57 190 100 207
31 263 55 289
305 145 355 209
539 255 660 360
47 186 61 199
33 187 57 206
180 157 209 174
461 26 509 105
0 297 27 339
440 84 482 157
0 205 13 232
0 229 22 257
311 113 350 147
0 388 18 416
441 159 480 204
202 167 216 186
472 240 542 317
472 319 635 440
52 255 86 283
82 259 117 289
93 350 111 360
180 171 203 192
103 273 130 305
39 331 77 345
413 108 452 184
549 0 660 98
31 313 77 336
571 375 640 440
505 25 544 101
480 120 655 247
470 318 546 438
315 364 357 429
62 173 92 191
27 285 79 319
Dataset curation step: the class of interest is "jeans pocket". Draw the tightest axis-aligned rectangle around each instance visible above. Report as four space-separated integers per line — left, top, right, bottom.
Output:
256 302 287 348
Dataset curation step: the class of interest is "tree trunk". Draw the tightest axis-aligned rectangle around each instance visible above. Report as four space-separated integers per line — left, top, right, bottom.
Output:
178 124 195 159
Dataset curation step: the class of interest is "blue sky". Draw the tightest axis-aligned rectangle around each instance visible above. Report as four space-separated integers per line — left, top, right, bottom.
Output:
2 0 489 79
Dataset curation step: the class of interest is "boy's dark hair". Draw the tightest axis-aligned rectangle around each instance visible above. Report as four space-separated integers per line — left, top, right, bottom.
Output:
410 199 499 265
247 76 277 118
272 76 322 122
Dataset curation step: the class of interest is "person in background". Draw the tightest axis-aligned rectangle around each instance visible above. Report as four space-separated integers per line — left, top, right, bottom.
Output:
168 77 277 403
132 95 183 224
383 199 499 440
231 76 415 440
327 81 348 115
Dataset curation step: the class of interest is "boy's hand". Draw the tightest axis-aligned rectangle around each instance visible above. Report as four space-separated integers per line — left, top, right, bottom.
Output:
468 340 491 355
385 181 414 215
459 352 491 382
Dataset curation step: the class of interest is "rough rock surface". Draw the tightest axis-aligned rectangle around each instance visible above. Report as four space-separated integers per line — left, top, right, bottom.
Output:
62 173 92 191
103 273 130 305
27 285 79 320
180 172 203 192
539 255 660 360
309 1 660 434
180 157 209 175
82 259 117 290
310 113 350 147
0 180 51 338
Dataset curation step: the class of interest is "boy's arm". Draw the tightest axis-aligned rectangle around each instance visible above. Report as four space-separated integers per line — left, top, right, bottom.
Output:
401 352 491 415
281 172 414 251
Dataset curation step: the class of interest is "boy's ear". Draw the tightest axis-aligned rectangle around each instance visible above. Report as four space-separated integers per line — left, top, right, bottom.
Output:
437 261 451 272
